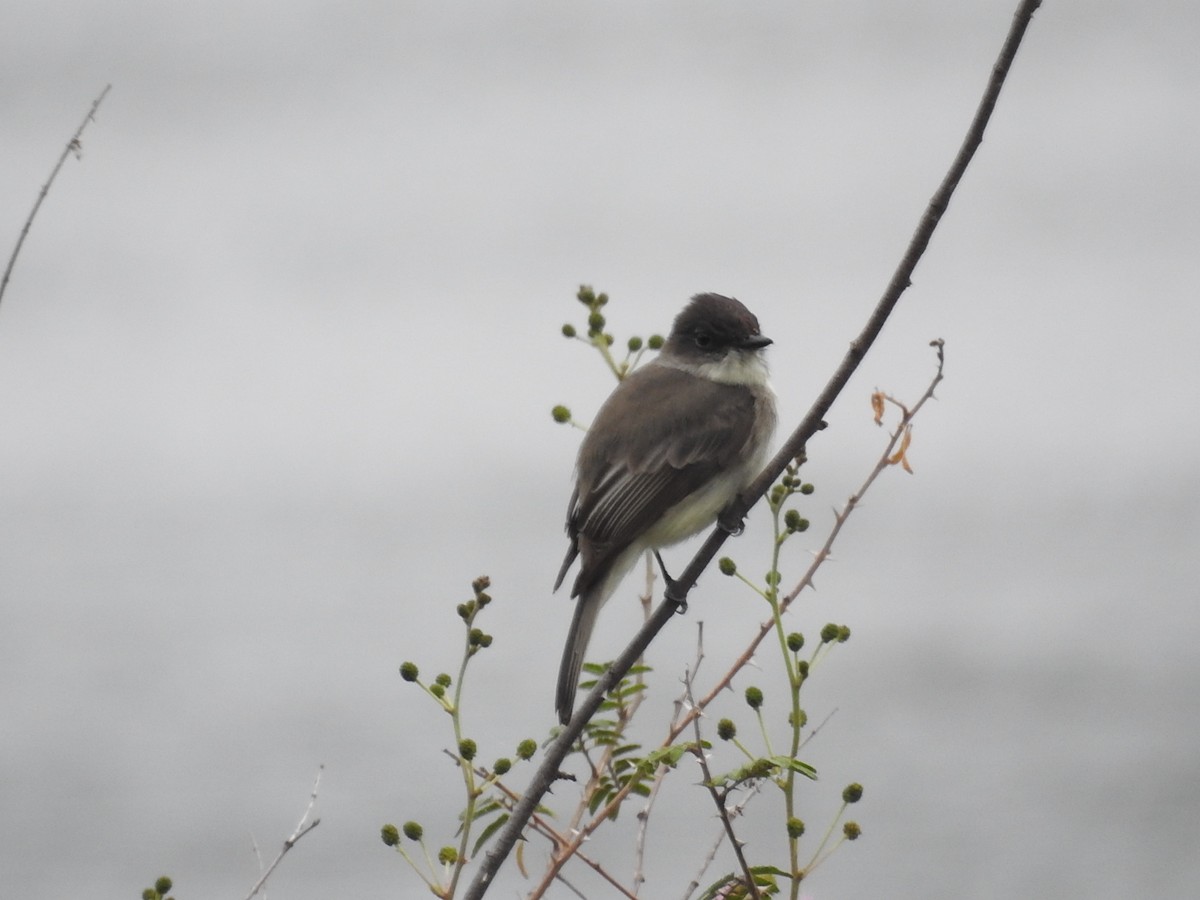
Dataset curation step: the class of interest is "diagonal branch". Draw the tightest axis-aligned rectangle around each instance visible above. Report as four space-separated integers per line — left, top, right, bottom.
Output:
1 84 112 311
463 2 1041 896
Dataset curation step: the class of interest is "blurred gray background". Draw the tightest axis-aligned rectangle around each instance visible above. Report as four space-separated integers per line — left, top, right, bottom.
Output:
3 1 1197 897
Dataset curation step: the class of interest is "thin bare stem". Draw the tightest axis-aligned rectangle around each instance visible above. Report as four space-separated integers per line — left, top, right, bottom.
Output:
242 765 323 900
685 677 761 899
1 84 112 310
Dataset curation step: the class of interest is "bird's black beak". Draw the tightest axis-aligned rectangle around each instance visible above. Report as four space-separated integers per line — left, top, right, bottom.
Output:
738 334 773 350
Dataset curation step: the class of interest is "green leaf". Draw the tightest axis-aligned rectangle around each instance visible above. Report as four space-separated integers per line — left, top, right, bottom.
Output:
765 755 818 781
471 813 509 856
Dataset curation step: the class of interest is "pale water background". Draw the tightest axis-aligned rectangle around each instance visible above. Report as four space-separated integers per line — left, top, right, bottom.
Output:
2 2 1198 898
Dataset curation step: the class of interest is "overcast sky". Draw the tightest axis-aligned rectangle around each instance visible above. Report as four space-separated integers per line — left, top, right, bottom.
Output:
2 2 1198 898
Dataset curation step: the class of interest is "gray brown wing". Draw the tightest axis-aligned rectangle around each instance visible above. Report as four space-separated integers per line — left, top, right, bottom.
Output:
560 365 760 597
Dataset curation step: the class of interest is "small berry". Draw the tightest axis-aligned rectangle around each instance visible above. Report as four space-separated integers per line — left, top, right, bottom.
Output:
399 662 419 682
787 817 805 838
381 823 400 846
717 719 737 740
551 405 571 423
786 632 804 652
438 846 459 865
718 557 737 576
843 782 863 803
516 739 537 760
402 821 423 841
458 738 477 761
744 686 764 709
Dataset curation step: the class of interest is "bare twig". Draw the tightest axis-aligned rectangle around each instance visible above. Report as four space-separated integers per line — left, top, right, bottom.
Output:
684 675 760 899
464 3 1040 895
634 622 706 894
679 783 763 900
242 766 323 900
1 84 111 310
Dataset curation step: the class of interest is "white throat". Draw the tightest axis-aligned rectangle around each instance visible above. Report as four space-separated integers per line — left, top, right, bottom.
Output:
658 348 772 388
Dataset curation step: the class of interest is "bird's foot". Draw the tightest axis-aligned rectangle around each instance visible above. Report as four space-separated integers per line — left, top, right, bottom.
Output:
718 504 746 536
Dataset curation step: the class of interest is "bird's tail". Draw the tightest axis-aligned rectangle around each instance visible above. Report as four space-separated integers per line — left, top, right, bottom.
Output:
555 590 602 725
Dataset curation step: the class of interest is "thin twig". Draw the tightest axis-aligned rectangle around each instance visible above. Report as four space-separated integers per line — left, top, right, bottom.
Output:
242 766 323 900
1 84 111 310
634 622 705 895
685 675 760 899
464 3 1039 895
678 783 763 900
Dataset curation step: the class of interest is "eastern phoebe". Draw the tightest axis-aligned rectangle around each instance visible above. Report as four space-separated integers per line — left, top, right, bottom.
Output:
553 293 777 724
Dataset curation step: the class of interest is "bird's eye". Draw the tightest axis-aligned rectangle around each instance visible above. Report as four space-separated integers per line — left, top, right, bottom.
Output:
694 332 713 349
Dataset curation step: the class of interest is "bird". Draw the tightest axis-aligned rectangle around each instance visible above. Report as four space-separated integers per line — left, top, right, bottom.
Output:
554 293 777 724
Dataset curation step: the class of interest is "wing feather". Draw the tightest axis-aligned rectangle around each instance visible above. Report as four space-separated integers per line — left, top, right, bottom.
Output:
561 364 762 596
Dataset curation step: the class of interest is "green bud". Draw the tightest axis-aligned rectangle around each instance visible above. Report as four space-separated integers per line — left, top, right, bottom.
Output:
154 878 173 895
457 601 474 621
647 334 664 349
786 632 804 652
595 292 609 306
784 509 803 531
494 757 512 775
627 335 643 352
472 575 490 593
143 891 156 900
402 821 423 841
843 821 862 840
577 285 595 304
837 625 851 643
718 557 737 576
381 823 400 846
399 662 419 682
800 482 815 495
435 672 452 688
765 570 781 587
820 623 840 644
717 718 737 740
458 738 477 761
843 782 863 803
561 323 577 338
603 333 614 346
787 817 805 838
438 846 459 865
468 628 485 646
551 405 571 423
516 739 537 760
430 683 445 699
788 708 808 728
587 311 605 332
744 686 764 709
797 659 809 678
